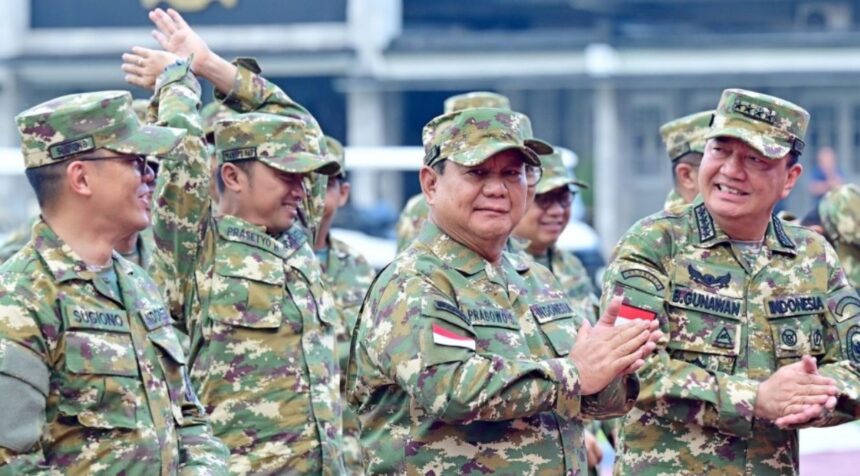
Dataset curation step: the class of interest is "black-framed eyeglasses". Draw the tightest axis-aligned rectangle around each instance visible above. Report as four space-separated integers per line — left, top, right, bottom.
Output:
535 188 575 210
78 154 153 178
525 165 543 187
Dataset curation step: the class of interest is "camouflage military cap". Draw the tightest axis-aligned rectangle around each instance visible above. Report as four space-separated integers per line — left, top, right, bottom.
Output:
201 101 239 142
422 108 542 168
535 150 589 195
16 90 184 169
704 88 808 159
819 184 860 246
660 110 713 161
443 91 511 114
323 135 345 177
214 112 339 175
131 99 149 122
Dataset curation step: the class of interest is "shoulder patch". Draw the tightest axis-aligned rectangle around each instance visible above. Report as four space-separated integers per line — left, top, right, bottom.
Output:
433 300 471 326
694 204 716 242
846 326 860 365
621 268 665 292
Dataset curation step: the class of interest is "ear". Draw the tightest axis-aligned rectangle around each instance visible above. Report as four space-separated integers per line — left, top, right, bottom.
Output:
781 163 803 199
66 161 94 197
419 166 439 205
675 163 698 190
220 162 246 193
337 181 350 207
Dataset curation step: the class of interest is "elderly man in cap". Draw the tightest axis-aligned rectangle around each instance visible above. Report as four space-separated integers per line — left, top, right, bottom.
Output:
124 9 347 474
602 88 860 475
395 91 512 253
659 110 713 211
0 89 229 473
348 107 661 475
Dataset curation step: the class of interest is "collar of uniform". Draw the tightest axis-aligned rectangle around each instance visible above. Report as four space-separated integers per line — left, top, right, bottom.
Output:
32 219 100 283
328 234 351 260
503 248 531 274
416 221 487 276
690 196 797 255
216 214 288 258
278 222 308 256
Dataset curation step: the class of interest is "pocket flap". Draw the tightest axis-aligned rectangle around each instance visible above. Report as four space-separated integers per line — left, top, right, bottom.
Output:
148 326 186 364
214 241 286 286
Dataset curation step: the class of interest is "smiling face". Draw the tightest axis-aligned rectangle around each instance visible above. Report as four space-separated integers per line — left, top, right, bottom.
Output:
513 185 572 255
236 161 307 235
424 149 529 259
699 137 802 237
78 149 156 236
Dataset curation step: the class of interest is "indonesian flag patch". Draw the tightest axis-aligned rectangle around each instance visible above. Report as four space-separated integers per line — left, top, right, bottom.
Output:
615 303 657 327
432 324 476 350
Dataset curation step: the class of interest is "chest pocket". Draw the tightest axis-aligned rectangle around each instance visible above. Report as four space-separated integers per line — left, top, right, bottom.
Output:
530 300 578 357
765 295 827 363
59 305 141 430
208 241 287 330
666 263 744 374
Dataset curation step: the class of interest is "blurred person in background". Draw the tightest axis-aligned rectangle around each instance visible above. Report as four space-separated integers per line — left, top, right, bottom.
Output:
659 110 713 211
808 146 843 204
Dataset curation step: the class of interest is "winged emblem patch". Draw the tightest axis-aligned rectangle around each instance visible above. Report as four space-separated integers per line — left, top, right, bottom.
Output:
688 264 731 289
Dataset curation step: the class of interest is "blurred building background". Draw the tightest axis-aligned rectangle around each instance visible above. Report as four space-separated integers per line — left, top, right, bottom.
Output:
2 0 860 251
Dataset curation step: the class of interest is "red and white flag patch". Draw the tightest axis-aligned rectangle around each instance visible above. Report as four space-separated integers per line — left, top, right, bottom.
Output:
615 303 657 327
432 324 476 350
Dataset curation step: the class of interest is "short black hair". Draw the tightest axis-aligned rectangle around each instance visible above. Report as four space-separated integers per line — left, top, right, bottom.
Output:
787 152 799 167
25 161 67 208
431 159 447 175
670 152 703 184
215 159 255 194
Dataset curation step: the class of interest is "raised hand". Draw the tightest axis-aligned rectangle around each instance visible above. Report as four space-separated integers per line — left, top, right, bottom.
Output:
149 8 211 73
121 47 180 90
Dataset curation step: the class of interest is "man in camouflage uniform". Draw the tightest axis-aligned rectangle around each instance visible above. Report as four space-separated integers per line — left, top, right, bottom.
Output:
659 110 713 211
0 90 228 474
394 91 512 253
312 136 375 475
0 99 160 267
130 10 347 474
348 106 661 475
602 88 860 475
817 184 860 289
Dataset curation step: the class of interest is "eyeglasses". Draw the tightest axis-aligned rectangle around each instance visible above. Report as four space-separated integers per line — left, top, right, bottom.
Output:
534 188 575 210
78 154 153 177
525 165 543 187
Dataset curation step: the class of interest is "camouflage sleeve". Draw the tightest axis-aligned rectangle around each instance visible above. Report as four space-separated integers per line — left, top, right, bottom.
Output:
811 241 860 426
350 272 584 424
150 59 211 333
581 375 638 420
0 291 54 474
600 224 758 438
176 419 230 476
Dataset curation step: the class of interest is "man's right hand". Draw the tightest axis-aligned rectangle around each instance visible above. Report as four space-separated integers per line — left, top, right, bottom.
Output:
754 355 838 426
569 297 661 395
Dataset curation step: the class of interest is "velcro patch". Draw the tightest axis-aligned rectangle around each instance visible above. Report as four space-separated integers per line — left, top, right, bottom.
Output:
141 306 171 331
669 286 742 319
467 307 518 329
432 324 475 350
434 300 471 326
530 301 574 324
621 268 665 292
765 295 825 318
64 306 130 333
49 136 95 160
221 146 257 162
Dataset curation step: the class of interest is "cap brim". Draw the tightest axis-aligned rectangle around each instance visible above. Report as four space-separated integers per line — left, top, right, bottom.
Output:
704 127 791 159
451 141 541 167
260 153 341 176
525 138 554 155
536 177 589 195
104 124 186 157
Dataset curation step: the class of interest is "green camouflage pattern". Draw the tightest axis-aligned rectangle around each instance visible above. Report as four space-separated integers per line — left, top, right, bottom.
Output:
149 60 345 475
394 193 429 253
347 221 638 475
601 196 860 475
444 91 511 114
659 110 713 161
215 113 339 175
819 184 860 288
200 101 238 141
16 90 185 169
132 98 151 122
0 220 229 474
323 135 345 177
535 150 589 195
531 245 597 325
320 235 375 475
422 108 542 168
663 188 689 212
705 89 809 160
